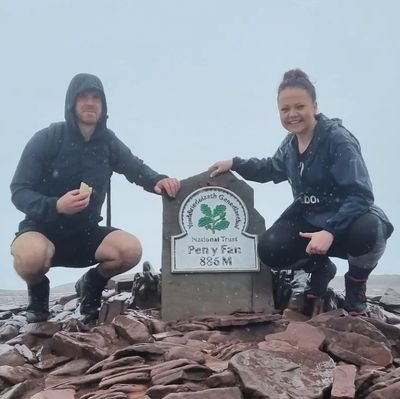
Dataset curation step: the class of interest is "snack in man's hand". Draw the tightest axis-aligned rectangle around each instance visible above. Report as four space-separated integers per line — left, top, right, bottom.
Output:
79 182 93 195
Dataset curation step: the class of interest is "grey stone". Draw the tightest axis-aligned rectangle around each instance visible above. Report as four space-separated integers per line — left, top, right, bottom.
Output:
14 344 35 362
383 310 400 325
161 171 274 320
0 344 25 367
0 324 19 342
0 312 12 320
380 288 400 307
0 382 28 399
48 311 73 323
7 315 27 329
20 321 62 337
63 298 79 311
0 305 24 313
57 293 78 306
49 304 64 314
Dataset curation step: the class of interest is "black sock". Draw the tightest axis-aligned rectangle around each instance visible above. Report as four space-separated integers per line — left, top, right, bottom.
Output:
89 267 109 287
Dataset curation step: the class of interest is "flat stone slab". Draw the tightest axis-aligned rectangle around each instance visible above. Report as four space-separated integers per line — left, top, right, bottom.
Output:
163 387 243 398
191 313 281 328
379 288 400 312
161 171 274 320
230 348 335 398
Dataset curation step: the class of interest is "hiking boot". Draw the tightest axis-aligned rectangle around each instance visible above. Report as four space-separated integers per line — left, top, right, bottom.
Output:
26 276 50 323
75 268 108 317
304 259 337 298
343 273 368 316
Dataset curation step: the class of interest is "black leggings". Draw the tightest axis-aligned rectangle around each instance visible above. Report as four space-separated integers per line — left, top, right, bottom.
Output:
257 212 386 274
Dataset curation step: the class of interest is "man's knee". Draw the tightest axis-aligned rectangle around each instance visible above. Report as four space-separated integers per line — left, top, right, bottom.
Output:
96 230 142 269
119 235 142 268
11 232 54 282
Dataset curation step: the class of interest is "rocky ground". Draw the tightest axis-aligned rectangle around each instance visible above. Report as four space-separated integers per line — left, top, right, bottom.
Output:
1 273 400 398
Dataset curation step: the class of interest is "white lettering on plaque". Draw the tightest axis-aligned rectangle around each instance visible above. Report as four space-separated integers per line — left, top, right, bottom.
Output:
171 187 259 273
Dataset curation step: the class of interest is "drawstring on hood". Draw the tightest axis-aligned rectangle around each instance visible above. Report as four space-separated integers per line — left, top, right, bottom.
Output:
64 73 108 131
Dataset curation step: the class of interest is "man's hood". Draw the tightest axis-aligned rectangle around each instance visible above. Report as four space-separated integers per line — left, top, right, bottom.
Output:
64 73 108 128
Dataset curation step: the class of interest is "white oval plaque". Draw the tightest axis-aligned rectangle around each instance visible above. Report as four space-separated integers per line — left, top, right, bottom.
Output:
171 186 259 273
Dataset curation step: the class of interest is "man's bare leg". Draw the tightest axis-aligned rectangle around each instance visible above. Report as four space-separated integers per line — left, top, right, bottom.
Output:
95 230 142 278
11 232 55 322
75 230 142 316
12 232 54 283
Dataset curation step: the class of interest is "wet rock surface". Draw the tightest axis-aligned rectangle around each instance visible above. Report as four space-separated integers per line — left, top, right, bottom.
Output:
1 276 400 398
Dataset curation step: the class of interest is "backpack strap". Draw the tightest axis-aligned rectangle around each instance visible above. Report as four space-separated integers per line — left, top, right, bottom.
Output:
106 179 112 227
45 122 65 162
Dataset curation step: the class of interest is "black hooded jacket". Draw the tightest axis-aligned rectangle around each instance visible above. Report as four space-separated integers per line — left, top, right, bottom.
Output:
232 113 393 238
11 73 167 235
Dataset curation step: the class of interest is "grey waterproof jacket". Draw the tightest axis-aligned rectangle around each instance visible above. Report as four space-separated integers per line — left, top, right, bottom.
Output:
11 73 167 235
232 113 393 238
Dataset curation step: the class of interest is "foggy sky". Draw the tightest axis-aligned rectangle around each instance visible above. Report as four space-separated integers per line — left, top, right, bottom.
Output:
1 0 399 289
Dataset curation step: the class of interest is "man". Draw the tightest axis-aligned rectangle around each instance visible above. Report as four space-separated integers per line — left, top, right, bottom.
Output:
10 73 180 323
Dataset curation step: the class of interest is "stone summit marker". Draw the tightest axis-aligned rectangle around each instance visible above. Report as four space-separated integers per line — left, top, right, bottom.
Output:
161 171 274 320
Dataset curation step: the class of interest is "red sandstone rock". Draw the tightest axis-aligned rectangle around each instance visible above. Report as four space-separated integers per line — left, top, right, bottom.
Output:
264 321 326 350
34 354 70 370
331 364 357 399
230 348 335 399
49 358 92 376
322 328 393 367
283 308 311 322
151 359 197 379
145 383 204 399
112 315 152 344
152 364 211 386
31 388 76 399
191 313 281 328
163 387 243 398
51 331 111 361
365 381 400 399
205 369 236 388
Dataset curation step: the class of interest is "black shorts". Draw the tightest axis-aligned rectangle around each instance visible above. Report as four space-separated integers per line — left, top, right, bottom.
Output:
14 224 118 268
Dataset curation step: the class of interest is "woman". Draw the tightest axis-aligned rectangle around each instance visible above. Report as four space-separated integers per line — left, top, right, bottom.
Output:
209 69 393 316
